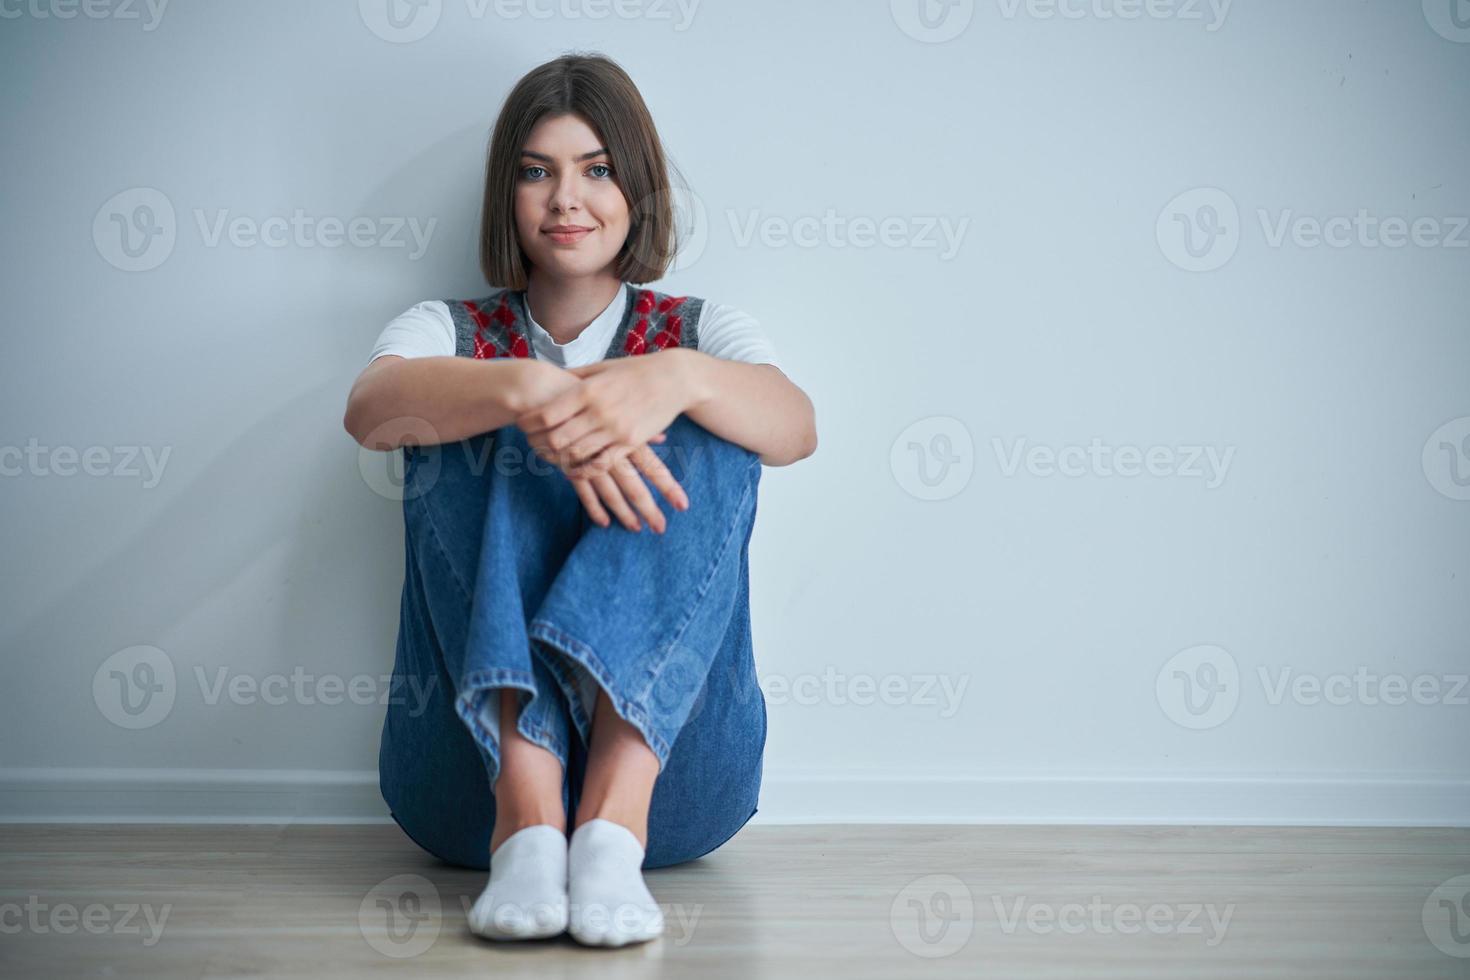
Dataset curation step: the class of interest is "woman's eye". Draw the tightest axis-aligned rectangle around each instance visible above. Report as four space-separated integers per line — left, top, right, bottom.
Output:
520 163 611 180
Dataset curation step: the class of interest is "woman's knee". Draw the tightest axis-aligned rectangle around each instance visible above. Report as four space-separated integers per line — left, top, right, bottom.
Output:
664 414 758 465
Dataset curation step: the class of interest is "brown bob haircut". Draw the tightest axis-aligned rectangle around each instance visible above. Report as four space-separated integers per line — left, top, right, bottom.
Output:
479 52 681 289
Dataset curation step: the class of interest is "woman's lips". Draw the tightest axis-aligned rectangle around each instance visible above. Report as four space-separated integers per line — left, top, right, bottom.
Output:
545 227 592 244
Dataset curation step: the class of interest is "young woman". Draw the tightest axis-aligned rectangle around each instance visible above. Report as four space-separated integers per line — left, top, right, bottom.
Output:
343 53 817 948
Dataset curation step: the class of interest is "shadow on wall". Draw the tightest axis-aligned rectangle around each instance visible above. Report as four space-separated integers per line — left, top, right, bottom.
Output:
337 121 494 298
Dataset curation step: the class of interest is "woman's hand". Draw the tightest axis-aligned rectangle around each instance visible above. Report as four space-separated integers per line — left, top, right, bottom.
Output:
566 439 688 534
516 350 696 478
514 353 694 532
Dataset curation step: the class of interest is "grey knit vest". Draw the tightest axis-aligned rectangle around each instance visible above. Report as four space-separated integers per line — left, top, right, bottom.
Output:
442 283 704 362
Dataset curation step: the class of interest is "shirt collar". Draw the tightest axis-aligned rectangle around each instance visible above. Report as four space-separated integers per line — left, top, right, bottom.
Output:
523 283 629 366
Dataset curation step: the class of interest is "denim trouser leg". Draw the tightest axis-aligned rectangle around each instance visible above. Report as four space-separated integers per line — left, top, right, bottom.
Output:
378 414 767 872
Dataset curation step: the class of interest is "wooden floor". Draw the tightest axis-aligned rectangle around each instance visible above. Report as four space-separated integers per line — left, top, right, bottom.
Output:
1 823 1467 978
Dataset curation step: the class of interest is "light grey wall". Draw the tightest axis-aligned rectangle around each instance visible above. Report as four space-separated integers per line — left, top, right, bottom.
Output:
2 0 1467 821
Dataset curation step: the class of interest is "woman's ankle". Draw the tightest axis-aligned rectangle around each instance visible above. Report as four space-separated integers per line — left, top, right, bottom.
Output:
490 804 567 855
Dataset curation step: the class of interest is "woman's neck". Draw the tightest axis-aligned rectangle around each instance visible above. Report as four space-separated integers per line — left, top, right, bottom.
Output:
524 270 624 346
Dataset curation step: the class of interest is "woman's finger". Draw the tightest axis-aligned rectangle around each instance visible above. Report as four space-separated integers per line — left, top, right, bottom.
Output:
628 443 688 511
565 427 616 471
592 471 642 532
570 475 611 528
539 413 598 468
567 435 641 479
609 456 666 534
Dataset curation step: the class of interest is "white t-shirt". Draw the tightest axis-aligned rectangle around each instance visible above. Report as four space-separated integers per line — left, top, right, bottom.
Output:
368 285 782 371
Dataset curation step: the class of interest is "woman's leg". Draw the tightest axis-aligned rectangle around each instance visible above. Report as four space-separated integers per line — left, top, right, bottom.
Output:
379 415 768 931
508 413 767 943
490 688 565 852
500 413 766 946
377 430 585 871
559 531 767 869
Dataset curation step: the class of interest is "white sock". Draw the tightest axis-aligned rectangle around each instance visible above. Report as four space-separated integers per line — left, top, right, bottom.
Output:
467 824 568 940
567 818 665 947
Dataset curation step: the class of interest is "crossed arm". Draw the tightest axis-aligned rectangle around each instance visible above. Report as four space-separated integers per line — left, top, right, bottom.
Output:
518 347 817 469
344 347 817 529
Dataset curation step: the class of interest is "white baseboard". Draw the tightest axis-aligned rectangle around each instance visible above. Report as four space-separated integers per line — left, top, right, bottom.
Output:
0 769 390 824
756 770 1470 826
1 768 1466 826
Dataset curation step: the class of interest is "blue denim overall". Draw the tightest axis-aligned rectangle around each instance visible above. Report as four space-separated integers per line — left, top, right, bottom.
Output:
376 284 767 871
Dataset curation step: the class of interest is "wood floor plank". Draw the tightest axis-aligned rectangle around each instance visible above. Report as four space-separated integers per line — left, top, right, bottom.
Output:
1 823 1466 978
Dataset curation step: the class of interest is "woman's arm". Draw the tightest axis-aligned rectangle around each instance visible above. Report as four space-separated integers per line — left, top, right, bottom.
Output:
343 354 572 450
664 349 818 467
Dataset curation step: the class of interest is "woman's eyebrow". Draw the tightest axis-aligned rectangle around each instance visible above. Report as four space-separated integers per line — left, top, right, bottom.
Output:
520 148 610 162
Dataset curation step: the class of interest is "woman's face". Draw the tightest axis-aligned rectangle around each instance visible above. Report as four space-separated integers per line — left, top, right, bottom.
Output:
514 112 631 282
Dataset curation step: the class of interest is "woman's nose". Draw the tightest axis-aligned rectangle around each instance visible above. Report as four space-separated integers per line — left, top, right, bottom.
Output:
550 174 581 213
